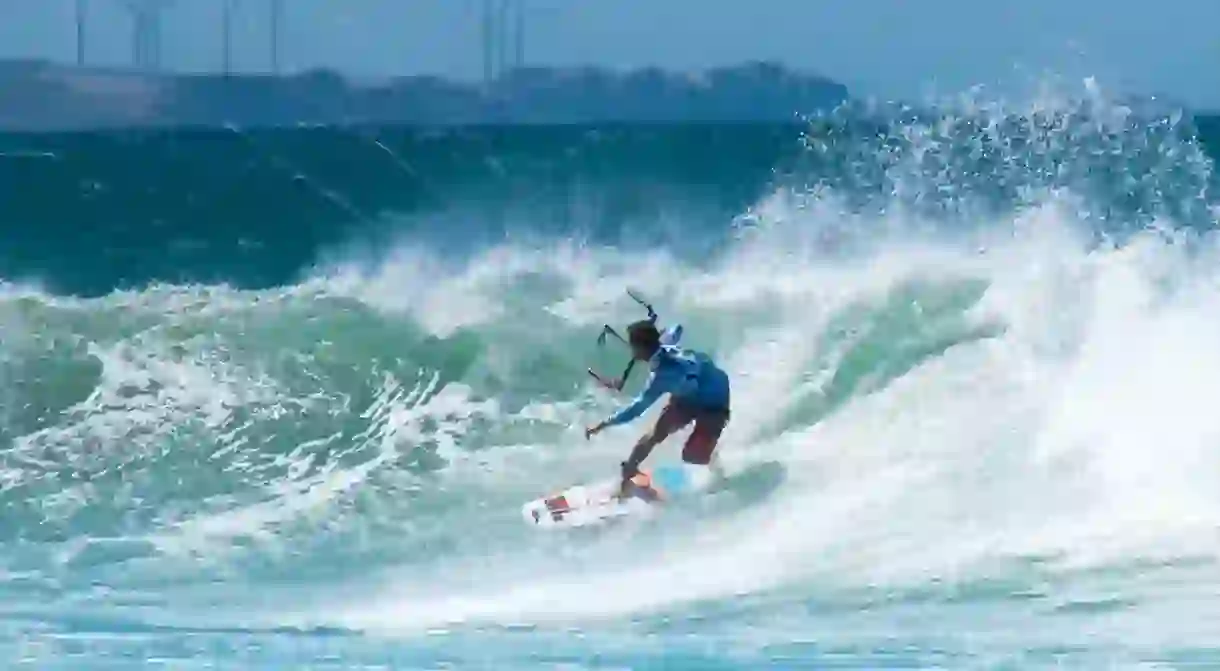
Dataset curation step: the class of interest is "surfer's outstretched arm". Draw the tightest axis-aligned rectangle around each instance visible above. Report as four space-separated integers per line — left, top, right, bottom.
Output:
586 372 666 439
604 374 666 427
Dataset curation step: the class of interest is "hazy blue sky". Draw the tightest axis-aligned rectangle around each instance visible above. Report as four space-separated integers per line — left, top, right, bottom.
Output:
3 0 1218 107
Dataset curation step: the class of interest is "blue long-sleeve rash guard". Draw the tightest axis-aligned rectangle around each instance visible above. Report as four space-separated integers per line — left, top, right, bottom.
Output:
602 324 730 428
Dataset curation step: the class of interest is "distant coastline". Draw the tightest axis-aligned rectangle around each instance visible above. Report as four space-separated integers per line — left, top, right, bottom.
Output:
0 60 848 131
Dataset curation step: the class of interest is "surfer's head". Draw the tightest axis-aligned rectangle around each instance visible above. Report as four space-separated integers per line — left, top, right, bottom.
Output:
627 320 661 360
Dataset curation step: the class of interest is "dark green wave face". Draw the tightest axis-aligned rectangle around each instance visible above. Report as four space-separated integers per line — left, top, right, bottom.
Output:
1 92 1220 669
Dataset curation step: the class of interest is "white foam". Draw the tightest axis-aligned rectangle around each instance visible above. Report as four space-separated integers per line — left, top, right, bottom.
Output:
313 197 1220 648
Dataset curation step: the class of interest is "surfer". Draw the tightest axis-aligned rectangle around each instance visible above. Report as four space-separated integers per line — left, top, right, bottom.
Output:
585 320 731 488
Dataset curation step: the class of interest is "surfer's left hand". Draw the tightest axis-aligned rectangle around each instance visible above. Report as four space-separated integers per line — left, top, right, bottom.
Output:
584 423 603 440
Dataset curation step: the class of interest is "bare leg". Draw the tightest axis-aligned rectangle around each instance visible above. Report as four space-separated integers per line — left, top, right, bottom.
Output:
703 453 731 493
619 432 664 498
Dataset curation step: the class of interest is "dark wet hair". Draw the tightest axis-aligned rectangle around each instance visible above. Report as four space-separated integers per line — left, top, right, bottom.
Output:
627 320 661 352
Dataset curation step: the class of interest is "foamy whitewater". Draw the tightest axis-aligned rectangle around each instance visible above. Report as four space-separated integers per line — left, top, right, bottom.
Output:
1 81 1219 668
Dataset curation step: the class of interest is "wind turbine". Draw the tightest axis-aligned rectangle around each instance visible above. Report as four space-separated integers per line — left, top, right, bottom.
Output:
116 0 174 72
482 0 525 84
75 0 87 65
222 0 233 74
270 0 283 74
224 0 283 76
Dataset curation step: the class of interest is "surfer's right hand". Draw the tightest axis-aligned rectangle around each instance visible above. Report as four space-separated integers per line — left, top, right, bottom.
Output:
584 423 604 440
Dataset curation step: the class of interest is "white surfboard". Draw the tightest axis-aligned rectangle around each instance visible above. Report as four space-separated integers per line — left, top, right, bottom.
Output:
522 465 699 529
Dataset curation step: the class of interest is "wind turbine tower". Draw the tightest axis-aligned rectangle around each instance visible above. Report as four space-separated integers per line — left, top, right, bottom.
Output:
222 0 233 75
482 0 496 85
498 0 511 76
482 0 525 85
119 0 172 72
76 0 87 65
270 0 284 74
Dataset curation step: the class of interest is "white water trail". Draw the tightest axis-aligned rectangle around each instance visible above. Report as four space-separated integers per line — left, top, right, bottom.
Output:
312 199 1220 652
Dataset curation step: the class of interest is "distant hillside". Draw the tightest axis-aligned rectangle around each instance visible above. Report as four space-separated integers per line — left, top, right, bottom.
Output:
0 60 848 131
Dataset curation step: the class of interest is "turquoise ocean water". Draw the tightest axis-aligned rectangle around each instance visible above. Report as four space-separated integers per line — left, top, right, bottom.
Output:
2 86 1220 669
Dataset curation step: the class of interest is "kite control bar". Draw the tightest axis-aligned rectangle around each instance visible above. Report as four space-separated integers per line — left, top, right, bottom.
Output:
587 288 659 391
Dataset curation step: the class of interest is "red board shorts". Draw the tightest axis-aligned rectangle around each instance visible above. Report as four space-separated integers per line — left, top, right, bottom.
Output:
652 399 730 465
